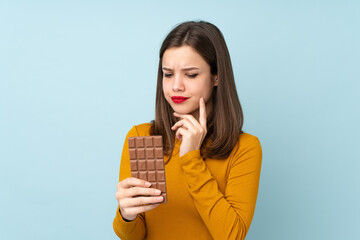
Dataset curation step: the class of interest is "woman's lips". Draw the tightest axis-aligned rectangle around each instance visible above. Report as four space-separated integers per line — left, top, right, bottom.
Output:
171 96 189 104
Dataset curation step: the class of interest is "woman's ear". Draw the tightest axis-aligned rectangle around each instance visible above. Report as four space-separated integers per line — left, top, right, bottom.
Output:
213 75 218 86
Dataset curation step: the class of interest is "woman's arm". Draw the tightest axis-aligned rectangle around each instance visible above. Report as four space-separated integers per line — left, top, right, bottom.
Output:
179 136 262 240
113 126 147 240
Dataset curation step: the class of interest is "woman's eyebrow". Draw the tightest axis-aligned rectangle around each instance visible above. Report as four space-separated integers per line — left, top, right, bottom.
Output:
162 67 200 71
182 67 199 71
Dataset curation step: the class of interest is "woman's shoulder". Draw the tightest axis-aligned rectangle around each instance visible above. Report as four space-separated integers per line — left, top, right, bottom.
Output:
126 122 152 137
134 122 152 136
230 132 262 156
238 132 261 146
226 132 262 165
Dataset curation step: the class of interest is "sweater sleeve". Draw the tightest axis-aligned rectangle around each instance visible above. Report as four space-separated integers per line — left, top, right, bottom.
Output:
179 136 262 240
113 126 147 240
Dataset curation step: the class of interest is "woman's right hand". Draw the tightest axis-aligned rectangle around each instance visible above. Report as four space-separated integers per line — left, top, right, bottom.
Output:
115 177 163 221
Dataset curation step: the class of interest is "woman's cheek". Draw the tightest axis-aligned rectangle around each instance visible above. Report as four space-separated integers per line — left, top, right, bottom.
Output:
162 84 169 99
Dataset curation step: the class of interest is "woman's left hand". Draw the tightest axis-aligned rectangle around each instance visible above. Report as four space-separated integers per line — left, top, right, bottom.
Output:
171 97 207 157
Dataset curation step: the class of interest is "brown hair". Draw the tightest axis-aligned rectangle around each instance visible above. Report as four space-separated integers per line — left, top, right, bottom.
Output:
150 20 244 160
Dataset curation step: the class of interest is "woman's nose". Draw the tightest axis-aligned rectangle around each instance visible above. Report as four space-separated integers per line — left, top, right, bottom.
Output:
172 74 185 92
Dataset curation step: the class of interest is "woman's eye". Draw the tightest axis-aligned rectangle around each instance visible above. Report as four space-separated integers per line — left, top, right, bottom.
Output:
164 73 173 78
187 74 198 78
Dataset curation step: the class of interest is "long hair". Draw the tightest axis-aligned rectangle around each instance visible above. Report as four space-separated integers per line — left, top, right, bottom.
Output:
150 20 244 161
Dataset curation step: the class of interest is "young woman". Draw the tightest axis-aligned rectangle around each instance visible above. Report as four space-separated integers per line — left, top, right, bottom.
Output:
113 21 262 240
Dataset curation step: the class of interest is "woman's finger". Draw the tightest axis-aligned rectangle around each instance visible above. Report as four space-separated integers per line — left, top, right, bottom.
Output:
118 177 151 189
122 204 160 217
171 118 196 131
120 196 164 208
199 97 207 129
173 112 202 129
175 127 188 140
171 119 187 130
123 187 162 198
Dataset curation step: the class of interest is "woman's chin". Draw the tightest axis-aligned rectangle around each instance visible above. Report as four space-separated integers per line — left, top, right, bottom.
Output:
172 107 199 116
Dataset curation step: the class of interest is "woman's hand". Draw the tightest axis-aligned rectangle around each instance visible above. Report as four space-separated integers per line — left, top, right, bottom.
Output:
171 97 207 157
115 177 164 221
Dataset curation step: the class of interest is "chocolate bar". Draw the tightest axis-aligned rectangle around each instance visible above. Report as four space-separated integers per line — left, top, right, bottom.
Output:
128 136 167 203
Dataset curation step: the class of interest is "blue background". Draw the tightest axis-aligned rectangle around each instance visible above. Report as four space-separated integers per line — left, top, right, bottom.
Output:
1 1 359 239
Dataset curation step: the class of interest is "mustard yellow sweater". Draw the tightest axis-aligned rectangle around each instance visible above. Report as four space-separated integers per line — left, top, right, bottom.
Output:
113 123 262 240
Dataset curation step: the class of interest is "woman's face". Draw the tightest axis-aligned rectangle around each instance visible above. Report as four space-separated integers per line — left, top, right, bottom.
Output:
162 45 218 118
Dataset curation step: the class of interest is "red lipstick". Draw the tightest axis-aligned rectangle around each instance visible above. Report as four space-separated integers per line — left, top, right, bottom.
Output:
171 96 189 104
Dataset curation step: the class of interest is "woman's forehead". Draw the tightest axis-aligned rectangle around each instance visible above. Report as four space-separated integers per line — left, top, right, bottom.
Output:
162 46 209 70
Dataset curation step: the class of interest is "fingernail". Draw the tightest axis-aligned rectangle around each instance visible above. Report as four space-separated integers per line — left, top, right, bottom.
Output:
157 196 163 201
155 189 161 194
145 182 151 187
